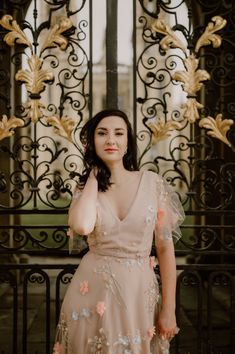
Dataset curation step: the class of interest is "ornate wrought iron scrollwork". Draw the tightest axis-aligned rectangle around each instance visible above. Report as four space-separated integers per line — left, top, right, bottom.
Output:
25 270 47 285
0 13 79 125
0 132 79 208
178 226 235 253
0 226 69 251
0 1 88 213
180 271 201 287
209 272 231 287
58 269 75 286
151 15 234 147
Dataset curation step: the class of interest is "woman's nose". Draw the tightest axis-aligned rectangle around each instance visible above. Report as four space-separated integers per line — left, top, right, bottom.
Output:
106 134 115 145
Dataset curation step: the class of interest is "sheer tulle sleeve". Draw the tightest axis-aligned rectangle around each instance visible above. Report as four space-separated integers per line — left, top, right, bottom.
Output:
155 176 185 245
67 187 88 254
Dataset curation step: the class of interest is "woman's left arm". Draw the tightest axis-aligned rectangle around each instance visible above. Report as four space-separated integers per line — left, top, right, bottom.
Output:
154 173 185 339
156 239 178 340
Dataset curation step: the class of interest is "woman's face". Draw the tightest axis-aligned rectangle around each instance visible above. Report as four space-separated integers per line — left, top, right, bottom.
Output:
94 116 128 165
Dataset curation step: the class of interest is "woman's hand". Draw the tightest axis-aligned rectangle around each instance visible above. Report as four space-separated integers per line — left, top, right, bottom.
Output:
157 307 179 341
88 167 98 180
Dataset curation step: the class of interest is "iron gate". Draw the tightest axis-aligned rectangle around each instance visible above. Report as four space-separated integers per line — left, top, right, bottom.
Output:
0 1 235 353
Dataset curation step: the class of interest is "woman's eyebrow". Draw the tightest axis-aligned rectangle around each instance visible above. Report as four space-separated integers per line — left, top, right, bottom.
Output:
96 127 125 131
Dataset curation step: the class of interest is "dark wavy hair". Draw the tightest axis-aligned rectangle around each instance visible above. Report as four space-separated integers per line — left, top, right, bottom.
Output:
78 109 138 192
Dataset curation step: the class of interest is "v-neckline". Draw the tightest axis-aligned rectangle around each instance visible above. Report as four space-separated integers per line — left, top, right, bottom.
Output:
100 170 145 223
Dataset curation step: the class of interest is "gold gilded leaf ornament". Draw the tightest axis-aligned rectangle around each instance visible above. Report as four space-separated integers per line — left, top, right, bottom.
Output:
152 19 187 54
24 100 45 123
15 54 54 94
151 16 232 148
15 55 53 123
199 114 234 147
172 55 210 123
182 98 203 123
0 115 24 140
195 16 227 53
172 55 210 96
47 116 76 142
0 14 77 129
148 119 182 145
0 15 32 49
40 17 74 53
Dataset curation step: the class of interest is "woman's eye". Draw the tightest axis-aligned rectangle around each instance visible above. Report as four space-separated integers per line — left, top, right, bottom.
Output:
97 132 106 136
116 132 124 136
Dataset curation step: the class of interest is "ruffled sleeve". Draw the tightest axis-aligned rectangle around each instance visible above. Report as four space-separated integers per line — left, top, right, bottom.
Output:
155 175 185 245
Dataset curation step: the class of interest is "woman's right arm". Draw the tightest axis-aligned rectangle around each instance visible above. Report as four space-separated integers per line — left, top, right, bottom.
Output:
68 170 98 235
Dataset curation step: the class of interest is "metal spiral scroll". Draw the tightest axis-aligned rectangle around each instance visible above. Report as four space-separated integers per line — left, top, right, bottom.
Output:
0 0 88 212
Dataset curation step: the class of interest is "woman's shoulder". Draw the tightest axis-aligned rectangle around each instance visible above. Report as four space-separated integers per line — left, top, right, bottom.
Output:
143 170 168 194
143 169 163 182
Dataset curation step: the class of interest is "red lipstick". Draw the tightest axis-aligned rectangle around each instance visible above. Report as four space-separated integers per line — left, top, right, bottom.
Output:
104 148 118 152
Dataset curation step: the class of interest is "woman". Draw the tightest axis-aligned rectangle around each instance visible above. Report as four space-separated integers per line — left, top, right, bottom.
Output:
53 109 184 354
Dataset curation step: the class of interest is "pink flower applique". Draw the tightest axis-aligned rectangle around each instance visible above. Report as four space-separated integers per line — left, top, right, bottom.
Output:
147 326 156 339
80 280 89 295
157 209 165 225
53 342 63 354
96 301 106 317
149 256 156 270
67 228 74 238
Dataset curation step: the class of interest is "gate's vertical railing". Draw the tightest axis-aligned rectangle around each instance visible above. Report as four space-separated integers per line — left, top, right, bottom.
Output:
106 0 118 109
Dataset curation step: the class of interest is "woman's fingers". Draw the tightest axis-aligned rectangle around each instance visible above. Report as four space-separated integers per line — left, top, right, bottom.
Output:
159 326 180 341
89 167 98 179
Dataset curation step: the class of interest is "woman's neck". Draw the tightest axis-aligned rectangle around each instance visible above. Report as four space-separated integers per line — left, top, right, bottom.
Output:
108 163 128 185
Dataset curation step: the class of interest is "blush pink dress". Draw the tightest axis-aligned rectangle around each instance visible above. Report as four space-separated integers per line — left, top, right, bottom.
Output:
53 170 184 354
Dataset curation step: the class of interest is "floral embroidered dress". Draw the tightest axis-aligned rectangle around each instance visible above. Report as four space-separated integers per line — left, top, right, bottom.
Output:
53 170 184 354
